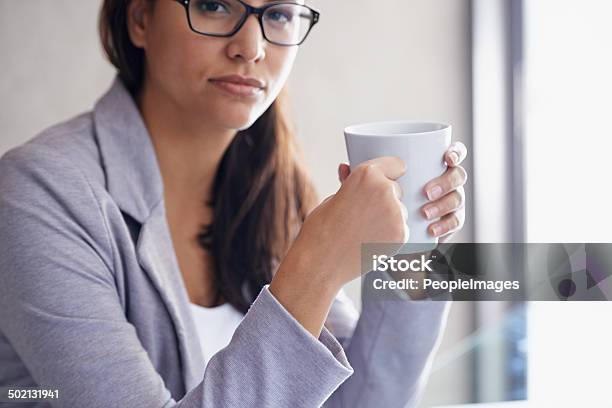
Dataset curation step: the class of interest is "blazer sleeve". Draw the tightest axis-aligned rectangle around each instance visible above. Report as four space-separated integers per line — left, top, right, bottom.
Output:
323 284 451 408
0 144 353 408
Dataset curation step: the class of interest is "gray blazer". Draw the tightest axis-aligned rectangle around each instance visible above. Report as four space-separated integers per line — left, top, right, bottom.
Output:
0 77 450 408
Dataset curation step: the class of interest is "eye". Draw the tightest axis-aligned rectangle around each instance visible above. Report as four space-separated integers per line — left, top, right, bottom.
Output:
193 0 231 14
265 8 295 24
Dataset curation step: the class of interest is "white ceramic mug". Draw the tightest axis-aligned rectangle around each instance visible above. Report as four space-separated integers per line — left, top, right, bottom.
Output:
344 120 452 250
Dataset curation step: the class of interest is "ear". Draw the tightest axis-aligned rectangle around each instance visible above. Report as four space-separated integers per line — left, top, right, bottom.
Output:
127 0 151 49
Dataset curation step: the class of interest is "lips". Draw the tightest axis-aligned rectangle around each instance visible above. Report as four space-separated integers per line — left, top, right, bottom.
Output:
209 75 266 98
209 75 265 89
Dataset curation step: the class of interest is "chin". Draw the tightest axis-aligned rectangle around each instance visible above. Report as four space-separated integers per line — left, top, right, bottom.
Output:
218 104 266 131
215 112 256 132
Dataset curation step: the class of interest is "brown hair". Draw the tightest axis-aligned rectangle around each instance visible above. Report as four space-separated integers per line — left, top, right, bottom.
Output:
99 0 318 312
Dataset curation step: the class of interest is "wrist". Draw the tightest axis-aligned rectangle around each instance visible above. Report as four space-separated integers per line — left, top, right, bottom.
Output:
269 236 342 337
277 231 343 297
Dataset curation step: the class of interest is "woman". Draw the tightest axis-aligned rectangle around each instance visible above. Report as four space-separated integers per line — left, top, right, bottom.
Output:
0 0 468 406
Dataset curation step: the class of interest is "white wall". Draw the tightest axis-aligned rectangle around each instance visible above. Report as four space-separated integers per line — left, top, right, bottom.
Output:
0 1 115 155
0 1 475 406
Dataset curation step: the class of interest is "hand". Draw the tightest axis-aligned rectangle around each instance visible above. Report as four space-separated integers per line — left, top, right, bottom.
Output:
420 141 468 243
338 142 468 243
270 156 408 336
298 156 409 288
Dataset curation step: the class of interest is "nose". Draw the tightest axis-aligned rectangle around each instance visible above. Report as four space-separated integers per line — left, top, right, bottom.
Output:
226 14 266 63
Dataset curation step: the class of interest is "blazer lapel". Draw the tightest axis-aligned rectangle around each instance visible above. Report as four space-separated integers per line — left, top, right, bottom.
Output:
93 76 205 394
136 201 205 392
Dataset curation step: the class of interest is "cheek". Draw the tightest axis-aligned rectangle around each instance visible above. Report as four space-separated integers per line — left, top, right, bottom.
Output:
265 48 298 101
145 9 213 95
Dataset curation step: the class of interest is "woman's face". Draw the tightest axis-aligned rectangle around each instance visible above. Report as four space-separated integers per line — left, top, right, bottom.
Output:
129 0 302 130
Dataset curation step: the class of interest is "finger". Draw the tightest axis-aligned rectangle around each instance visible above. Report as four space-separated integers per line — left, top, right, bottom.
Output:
421 186 465 220
423 166 468 201
338 163 351 183
402 222 410 243
391 180 403 200
428 210 464 238
399 201 408 221
361 156 407 180
445 141 468 167
438 230 455 243
398 204 410 243
438 229 457 243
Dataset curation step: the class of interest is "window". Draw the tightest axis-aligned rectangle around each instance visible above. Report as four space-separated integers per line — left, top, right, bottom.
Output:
524 0 612 404
472 0 612 405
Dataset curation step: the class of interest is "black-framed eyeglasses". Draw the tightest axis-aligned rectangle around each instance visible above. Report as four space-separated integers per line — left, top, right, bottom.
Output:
173 0 320 46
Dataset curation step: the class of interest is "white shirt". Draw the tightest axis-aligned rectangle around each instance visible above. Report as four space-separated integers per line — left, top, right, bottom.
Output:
189 302 244 368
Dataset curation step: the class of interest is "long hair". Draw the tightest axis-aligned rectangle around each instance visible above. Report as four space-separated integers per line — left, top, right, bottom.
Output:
99 0 318 313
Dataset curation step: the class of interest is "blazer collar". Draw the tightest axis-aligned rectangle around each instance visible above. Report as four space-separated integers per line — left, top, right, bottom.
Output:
92 76 205 394
93 76 163 224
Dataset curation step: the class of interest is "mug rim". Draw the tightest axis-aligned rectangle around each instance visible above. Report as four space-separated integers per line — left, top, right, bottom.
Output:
344 120 451 137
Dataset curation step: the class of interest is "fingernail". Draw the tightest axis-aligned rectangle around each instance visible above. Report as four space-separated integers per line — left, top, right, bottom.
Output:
424 206 439 219
431 225 442 236
428 185 442 201
448 151 459 165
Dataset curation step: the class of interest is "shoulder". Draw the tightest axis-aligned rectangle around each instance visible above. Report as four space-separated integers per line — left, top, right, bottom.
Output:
0 112 113 270
0 111 105 197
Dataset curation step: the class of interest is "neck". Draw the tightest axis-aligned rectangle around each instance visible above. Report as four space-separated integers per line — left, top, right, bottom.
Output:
136 79 236 214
